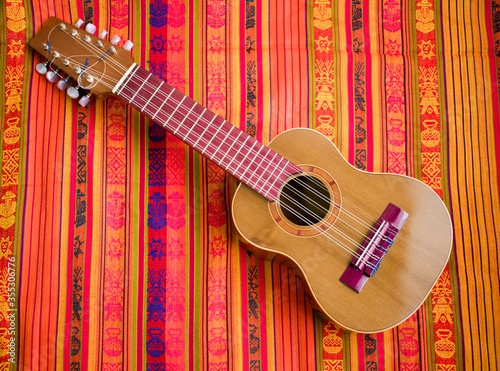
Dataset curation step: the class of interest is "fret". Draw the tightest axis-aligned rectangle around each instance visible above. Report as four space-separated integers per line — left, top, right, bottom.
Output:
152 87 175 121
173 101 196 135
113 63 138 95
256 153 279 194
130 74 151 104
167 95 187 127
263 158 290 198
183 107 207 142
211 125 235 161
193 115 218 149
217 130 242 166
143 81 164 113
225 135 250 170
233 140 258 180
245 146 268 187
201 119 224 155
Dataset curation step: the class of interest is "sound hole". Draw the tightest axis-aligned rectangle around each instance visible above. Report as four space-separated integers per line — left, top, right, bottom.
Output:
279 175 331 226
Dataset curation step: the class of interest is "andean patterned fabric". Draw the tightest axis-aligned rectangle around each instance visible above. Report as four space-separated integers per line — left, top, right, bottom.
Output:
1 0 499 370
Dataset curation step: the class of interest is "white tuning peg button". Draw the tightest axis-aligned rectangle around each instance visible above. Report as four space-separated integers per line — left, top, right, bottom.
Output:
46 70 59 83
85 23 97 34
75 19 84 28
111 35 121 45
36 62 49 75
57 78 70 91
79 94 91 107
67 86 80 99
98 30 108 39
123 40 134 51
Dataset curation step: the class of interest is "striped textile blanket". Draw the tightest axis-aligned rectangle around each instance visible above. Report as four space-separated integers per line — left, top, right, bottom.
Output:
1 0 499 369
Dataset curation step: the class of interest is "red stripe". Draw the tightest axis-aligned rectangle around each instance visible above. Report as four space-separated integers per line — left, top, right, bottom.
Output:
282 266 292 370
272 264 282 370
287 0 294 130
289 274 299 369
283 0 289 132
357 333 365 370
76 1 84 23
140 0 148 67
188 0 194 99
93 2 99 34
294 0 307 131
377 332 385 370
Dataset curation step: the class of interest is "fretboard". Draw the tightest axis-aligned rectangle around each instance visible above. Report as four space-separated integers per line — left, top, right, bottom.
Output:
114 64 301 201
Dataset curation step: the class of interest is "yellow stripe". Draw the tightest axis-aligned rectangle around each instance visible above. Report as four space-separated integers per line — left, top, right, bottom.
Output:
337 0 350 157
227 0 242 130
88 99 106 370
229 237 243 369
348 332 360 370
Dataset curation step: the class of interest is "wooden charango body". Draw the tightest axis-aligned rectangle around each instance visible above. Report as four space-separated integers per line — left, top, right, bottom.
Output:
232 128 453 333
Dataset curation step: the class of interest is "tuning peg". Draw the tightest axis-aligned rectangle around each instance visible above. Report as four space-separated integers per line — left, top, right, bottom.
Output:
85 23 97 34
67 86 80 99
111 35 121 45
98 30 108 39
57 76 70 91
36 61 50 75
46 69 59 83
79 93 91 107
75 19 84 28
123 40 134 51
